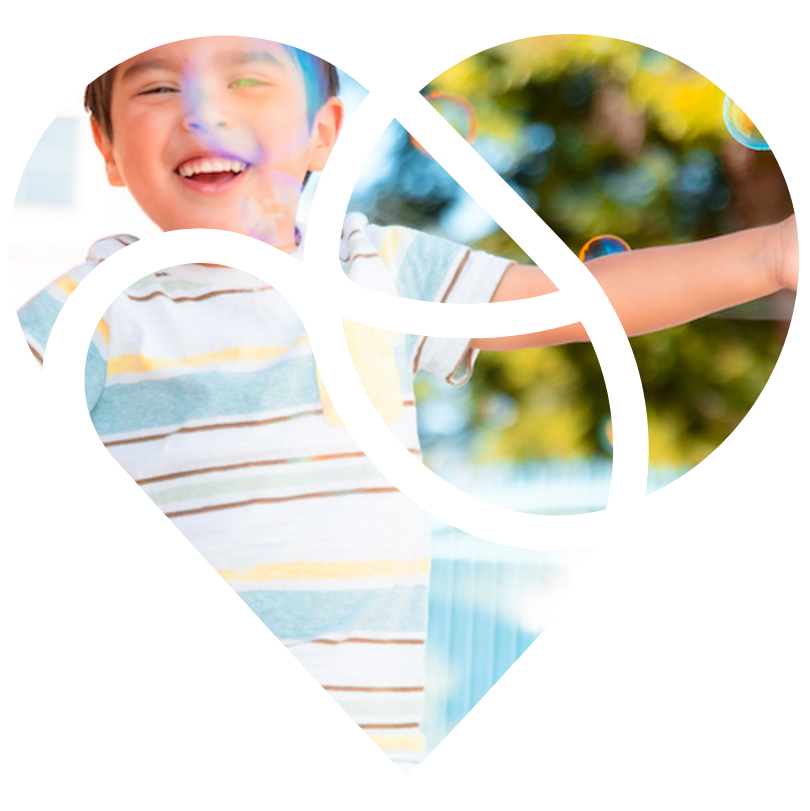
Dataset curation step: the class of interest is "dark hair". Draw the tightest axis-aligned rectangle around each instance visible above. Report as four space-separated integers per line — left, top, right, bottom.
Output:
84 41 340 142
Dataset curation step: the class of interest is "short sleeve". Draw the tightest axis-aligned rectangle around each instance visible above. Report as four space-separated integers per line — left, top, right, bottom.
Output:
19 234 140 353
19 275 75 353
409 235 515 385
358 217 514 385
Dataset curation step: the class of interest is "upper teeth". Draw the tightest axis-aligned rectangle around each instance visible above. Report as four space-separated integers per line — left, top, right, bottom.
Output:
178 158 247 177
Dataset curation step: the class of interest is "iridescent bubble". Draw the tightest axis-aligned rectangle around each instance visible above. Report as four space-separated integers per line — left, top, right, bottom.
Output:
598 414 613 455
238 171 302 248
411 91 477 156
578 234 631 263
723 94 810 150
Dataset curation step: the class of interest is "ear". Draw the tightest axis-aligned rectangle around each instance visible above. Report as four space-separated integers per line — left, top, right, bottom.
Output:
91 116 126 188
307 97 344 173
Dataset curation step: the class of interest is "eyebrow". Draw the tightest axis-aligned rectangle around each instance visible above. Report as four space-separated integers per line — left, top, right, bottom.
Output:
223 50 285 68
120 58 172 83
119 49 286 85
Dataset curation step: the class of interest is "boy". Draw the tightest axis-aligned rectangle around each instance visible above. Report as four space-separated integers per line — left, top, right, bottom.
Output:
17 36 799 773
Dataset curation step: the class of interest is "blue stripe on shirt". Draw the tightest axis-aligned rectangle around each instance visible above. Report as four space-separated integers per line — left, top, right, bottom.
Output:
94 344 418 436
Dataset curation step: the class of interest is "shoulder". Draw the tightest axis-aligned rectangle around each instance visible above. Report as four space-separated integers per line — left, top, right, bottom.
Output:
86 234 139 264
339 212 492 304
17 234 139 360
340 212 457 271
20 234 140 313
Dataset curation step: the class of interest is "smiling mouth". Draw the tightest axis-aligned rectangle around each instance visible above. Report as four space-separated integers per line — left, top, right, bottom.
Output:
175 156 249 186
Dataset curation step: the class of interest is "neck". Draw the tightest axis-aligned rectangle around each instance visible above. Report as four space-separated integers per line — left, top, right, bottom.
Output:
155 235 298 268
199 243 297 268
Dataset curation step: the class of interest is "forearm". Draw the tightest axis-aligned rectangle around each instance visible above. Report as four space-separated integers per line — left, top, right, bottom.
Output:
471 226 782 352
584 223 777 336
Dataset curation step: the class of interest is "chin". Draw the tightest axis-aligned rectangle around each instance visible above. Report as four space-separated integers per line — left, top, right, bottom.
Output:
164 225 251 245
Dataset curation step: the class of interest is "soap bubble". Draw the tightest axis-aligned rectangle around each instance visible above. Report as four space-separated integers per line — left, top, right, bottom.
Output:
426 92 477 142
723 94 810 151
578 234 631 263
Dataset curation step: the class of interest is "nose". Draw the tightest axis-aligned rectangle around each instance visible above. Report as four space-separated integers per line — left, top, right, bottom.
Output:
184 107 230 132
182 103 231 135
181 75 232 136
184 116 229 133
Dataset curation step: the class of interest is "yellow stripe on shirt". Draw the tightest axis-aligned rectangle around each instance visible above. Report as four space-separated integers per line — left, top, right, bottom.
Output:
55 276 79 297
217 558 430 599
96 318 110 346
368 733 426 752
378 227 406 269
107 337 308 376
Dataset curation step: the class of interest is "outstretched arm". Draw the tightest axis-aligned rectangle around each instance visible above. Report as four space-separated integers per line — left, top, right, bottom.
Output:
471 215 799 351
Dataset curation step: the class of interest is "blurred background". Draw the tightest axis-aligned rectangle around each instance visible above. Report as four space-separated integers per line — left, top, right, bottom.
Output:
348 34 794 477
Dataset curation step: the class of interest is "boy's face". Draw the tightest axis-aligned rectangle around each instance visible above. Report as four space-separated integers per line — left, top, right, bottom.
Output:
94 37 342 249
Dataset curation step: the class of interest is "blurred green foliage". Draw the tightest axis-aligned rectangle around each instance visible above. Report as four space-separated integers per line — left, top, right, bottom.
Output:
361 35 792 468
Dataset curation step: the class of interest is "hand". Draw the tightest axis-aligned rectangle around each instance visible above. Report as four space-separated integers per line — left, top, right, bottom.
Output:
774 214 799 292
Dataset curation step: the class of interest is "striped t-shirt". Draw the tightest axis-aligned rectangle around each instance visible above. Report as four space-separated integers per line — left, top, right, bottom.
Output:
18 213 513 771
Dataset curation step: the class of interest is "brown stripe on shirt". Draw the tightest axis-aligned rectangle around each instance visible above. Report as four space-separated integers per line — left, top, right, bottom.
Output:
322 685 424 693
411 248 472 375
103 401 416 448
135 450 422 487
127 284 356 304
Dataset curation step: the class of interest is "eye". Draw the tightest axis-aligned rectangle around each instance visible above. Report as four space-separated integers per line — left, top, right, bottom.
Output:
138 85 178 96
230 77 269 89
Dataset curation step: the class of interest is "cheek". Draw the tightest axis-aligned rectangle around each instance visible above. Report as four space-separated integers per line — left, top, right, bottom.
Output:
117 110 174 167
257 112 313 163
